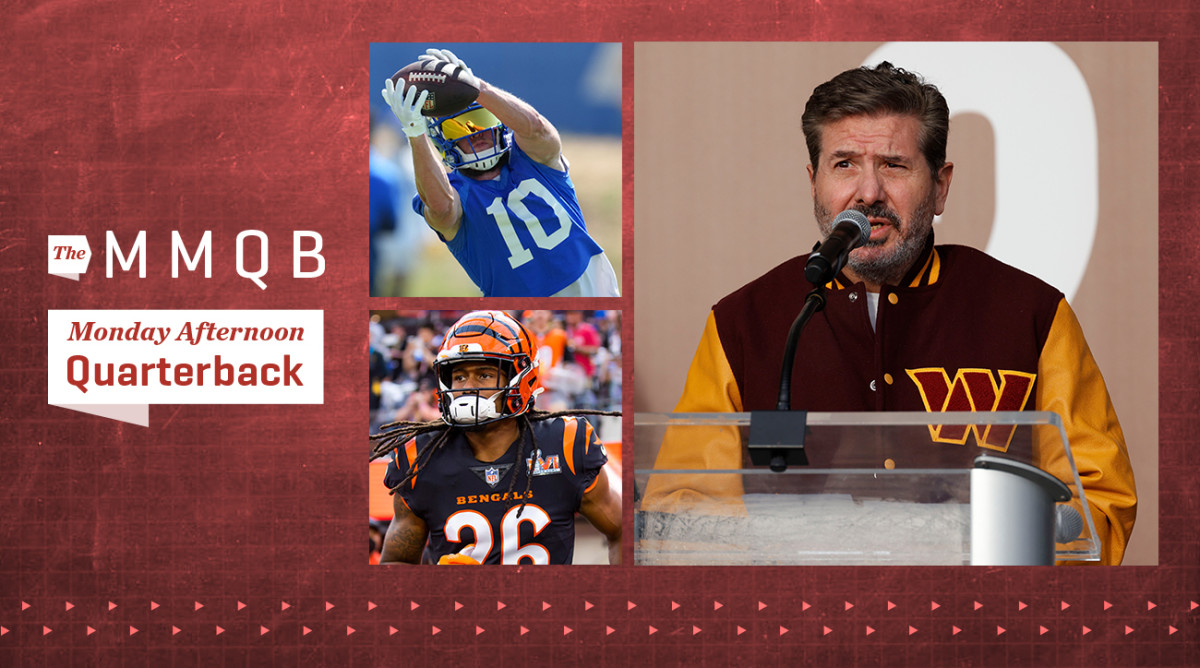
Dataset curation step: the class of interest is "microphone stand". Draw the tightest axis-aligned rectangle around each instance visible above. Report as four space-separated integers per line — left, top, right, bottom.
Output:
748 283 826 472
777 284 827 411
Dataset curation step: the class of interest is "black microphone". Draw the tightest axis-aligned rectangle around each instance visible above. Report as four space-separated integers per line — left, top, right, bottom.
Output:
804 210 872 284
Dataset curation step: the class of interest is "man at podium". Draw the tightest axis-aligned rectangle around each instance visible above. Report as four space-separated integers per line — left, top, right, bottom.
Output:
649 62 1137 565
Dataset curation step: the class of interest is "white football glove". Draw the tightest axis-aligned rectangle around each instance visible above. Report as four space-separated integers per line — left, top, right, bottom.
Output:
418 48 481 90
381 78 430 138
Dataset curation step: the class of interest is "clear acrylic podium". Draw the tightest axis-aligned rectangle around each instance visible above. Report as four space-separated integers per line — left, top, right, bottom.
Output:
635 411 1100 566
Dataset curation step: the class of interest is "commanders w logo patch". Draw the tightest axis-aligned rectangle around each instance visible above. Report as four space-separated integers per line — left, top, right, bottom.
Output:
906 367 1036 452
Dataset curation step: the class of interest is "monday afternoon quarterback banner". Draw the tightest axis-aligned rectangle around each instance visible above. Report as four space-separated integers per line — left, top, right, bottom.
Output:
47 310 322 416
43 230 326 425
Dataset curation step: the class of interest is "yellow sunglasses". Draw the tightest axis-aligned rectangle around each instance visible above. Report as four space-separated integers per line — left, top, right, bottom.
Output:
438 108 502 140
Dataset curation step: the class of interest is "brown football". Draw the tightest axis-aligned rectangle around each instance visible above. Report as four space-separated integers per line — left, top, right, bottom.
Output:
390 60 480 117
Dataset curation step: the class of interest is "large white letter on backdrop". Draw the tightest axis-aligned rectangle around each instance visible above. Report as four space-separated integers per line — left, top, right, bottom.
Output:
865 42 1098 301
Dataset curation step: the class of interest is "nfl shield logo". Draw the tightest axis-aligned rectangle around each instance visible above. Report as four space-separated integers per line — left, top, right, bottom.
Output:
485 467 500 487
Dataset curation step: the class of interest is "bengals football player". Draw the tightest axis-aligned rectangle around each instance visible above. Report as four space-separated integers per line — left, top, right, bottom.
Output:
372 311 621 565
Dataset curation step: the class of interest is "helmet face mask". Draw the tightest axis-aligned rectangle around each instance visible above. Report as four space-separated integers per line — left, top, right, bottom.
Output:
426 104 513 172
440 360 510 426
434 311 540 428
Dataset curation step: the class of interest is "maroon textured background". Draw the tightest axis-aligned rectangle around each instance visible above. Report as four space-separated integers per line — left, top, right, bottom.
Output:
3 1 1198 665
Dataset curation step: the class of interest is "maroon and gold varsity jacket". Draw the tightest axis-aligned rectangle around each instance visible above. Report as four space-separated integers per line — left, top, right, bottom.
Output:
653 237 1137 565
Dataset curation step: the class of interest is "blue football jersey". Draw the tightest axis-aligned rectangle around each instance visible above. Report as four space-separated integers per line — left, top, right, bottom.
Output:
413 144 604 297
384 417 609 565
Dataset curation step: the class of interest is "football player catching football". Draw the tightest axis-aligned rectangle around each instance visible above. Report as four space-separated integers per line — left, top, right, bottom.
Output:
381 48 620 298
371 311 622 565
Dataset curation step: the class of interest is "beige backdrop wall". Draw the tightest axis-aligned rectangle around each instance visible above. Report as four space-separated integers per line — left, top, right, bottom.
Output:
633 42 1158 565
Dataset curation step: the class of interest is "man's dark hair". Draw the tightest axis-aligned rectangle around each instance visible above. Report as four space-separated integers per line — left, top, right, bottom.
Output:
802 61 950 176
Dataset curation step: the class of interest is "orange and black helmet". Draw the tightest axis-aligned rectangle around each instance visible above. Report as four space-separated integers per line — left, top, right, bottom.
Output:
433 311 541 426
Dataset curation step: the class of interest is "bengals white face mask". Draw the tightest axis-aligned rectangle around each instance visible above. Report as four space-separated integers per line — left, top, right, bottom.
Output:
446 390 505 425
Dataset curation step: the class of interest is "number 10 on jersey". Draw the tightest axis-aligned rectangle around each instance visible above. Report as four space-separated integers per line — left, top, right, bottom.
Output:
484 179 572 269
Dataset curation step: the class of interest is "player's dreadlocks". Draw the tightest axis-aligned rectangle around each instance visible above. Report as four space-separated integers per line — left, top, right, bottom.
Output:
369 408 621 517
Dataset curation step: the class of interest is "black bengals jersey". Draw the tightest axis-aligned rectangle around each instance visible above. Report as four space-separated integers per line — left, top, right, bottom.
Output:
383 417 608 565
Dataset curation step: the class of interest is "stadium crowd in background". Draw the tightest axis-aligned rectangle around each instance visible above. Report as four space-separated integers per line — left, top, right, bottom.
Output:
369 310 622 437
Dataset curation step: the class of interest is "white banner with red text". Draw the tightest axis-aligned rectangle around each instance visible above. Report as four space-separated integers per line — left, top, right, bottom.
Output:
48 309 324 426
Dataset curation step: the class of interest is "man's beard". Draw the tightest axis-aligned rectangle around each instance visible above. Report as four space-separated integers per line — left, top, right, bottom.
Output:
814 193 935 286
